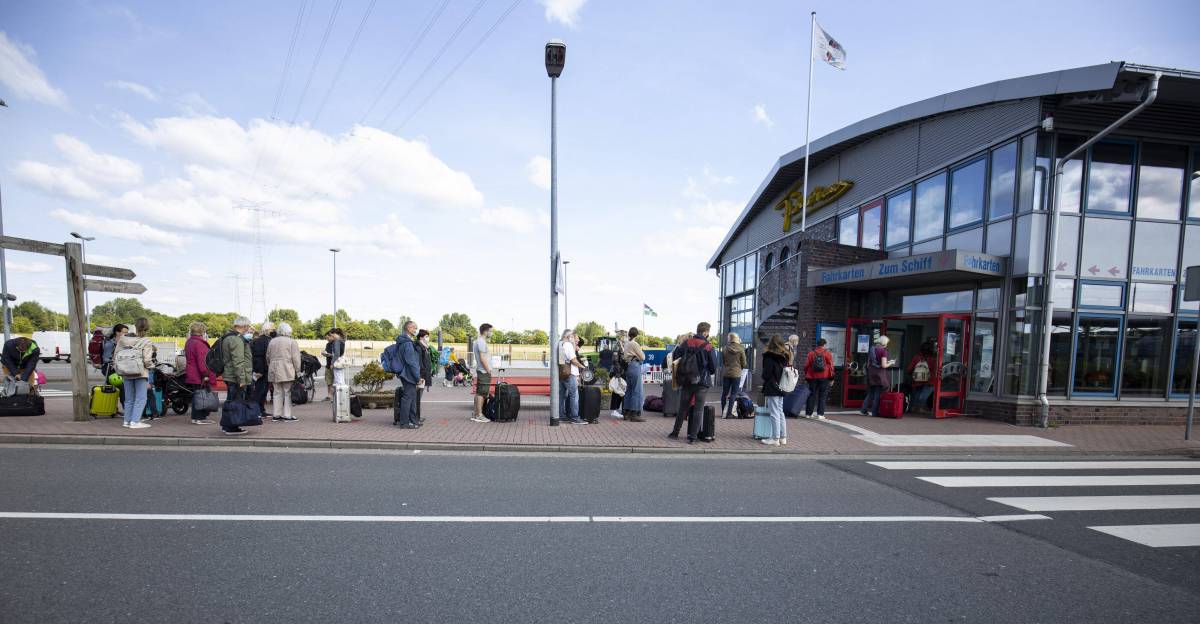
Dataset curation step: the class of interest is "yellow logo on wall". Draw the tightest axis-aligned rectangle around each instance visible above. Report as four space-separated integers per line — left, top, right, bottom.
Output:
775 180 854 232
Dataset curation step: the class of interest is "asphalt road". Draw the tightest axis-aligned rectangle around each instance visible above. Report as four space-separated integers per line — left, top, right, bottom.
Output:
0 446 1197 623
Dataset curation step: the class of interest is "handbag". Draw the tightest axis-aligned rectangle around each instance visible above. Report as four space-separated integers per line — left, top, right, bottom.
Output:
778 367 800 393
332 356 348 370
221 387 263 427
608 376 627 397
192 387 219 414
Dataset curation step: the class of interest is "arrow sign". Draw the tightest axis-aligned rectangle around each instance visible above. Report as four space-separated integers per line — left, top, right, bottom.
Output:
0 235 66 257
1107 266 1121 276
82 263 136 280
1088 265 1100 275
83 279 147 295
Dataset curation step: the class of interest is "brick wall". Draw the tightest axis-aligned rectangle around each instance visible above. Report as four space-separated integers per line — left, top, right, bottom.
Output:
970 398 1192 426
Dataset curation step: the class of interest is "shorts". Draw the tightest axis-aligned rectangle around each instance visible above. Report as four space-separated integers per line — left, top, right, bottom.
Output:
324 367 334 386
475 372 492 397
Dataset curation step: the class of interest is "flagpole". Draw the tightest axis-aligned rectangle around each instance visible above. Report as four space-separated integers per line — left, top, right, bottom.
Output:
801 11 816 233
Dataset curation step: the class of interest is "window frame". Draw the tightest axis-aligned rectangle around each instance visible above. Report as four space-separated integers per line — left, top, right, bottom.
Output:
988 139 1019 222
1168 316 1198 397
838 209 860 246
913 171 949 244
763 252 774 273
885 186 914 250
1076 280 1126 311
948 154 989 232
1134 141 1189 222
1069 312 1125 398
1084 138 1138 216
1189 147 1200 223
859 198 884 250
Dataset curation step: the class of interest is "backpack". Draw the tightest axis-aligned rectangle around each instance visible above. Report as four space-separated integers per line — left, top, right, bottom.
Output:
88 329 106 367
912 358 931 383
206 332 235 377
113 341 147 376
381 342 402 374
779 367 800 393
811 349 826 373
675 342 704 387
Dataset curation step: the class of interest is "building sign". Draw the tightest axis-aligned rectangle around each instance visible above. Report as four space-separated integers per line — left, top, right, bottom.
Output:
775 180 854 232
1131 266 1176 280
808 250 1006 287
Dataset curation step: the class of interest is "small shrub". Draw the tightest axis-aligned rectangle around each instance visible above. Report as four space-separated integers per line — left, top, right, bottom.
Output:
353 361 394 393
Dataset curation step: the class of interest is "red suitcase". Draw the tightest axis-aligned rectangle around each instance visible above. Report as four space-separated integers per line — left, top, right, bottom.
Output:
875 369 904 419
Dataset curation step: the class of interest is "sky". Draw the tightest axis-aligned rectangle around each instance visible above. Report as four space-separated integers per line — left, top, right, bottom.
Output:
0 0 1197 338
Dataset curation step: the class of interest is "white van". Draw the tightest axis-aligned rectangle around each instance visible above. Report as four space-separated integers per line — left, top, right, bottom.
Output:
31 331 71 363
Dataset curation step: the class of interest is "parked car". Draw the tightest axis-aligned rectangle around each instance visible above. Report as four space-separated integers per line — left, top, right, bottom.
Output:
32 331 71 363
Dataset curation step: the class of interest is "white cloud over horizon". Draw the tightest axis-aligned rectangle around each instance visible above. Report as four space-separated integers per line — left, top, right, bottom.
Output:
0 31 68 109
538 0 588 28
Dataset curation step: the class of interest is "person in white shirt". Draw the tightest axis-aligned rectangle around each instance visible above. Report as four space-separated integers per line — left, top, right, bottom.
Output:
558 330 588 425
471 324 494 423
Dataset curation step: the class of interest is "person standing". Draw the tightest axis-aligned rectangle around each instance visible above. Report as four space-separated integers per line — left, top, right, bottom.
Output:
414 329 433 425
321 329 346 400
115 317 155 430
720 333 746 418
219 317 255 436
394 321 422 429
787 334 802 368
906 340 937 414
862 335 893 417
183 322 215 425
669 322 718 443
607 331 628 419
471 324 494 423
101 324 127 378
558 330 588 425
266 322 302 422
251 322 275 416
621 327 647 422
803 338 835 419
760 335 789 446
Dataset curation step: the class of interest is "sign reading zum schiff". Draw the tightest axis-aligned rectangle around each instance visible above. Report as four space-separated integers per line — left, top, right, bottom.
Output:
808 250 1006 287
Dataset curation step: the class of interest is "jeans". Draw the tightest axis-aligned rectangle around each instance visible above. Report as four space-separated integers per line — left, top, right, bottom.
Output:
911 384 934 412
122 377 149 424
720 376 741 416
396 379 418 425
863 385 885 416
416 386 424 420
622 362 644 412
673 386 707 440
272 381 293 419
254 375 270 412
766 395 786 440
805 378 830 416
559 375 580 421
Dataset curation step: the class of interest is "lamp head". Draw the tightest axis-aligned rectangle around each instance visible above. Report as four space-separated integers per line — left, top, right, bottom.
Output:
329 248 341 253
545 39 566 78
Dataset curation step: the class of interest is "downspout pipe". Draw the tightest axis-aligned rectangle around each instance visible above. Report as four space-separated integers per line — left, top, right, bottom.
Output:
1035 71 1160 428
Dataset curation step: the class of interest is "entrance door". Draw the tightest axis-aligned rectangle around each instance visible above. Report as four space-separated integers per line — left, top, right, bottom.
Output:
934 314 971 418
842 317 882 408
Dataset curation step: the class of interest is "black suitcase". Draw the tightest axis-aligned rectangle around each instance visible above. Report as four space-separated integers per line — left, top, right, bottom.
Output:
493 382 520 422
699 405 716 442
661 379 680 416
579 384 601 423
350 395 362 418
0 392 46 416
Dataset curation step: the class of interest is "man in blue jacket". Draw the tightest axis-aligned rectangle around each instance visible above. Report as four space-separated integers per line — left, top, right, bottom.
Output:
393 321 423 429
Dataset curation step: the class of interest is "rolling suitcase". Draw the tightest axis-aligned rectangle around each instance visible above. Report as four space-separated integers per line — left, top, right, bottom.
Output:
783 383 810 418
579 384 601 423
332 384 352 423
350 395 363 418
90 385 120 418
699 405 716 442
143 387 164 420
876 370 905 419
493 382 520 422
0 391 45 416
752 406 773 439
661 376 680 416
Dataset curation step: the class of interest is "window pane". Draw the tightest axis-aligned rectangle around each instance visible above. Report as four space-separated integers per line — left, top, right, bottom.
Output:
1057 135 1084 213
901 291 973 314
1080 217 1129 280
1055 215 1080 276
978 287 1000 310
989 142 1018 220
780 246 790 263
986 219 1012 257
914 173 946 241
1074 315 1121 394
1191 149 1200 219
1079 282 1123 308
949 158 986 229
763 253 773 273
1136 143 1187 220
732 261 741 294
1087 142 1134 213
861 200 882 250
743 254 757 291
886 189 911 247
1048 312 1073 395
1130 221 1179 281
839 211 858 246
1053 278 1074 308
1174 320 1198 394
912 238 943 254
1131 283 1173 314
971 317 998 393
946 227 983 253
1006 308 1040 395
723 264 733 296
1184 225 1200 313
1013 213 1046 275
1019 134 1050 213
1122 317 1172 397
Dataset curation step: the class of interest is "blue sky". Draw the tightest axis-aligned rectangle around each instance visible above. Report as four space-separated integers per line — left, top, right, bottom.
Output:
0 0 1197 337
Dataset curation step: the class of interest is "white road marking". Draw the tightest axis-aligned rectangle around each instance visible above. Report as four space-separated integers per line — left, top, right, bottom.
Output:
1089 524 1200 548
821 420 1070 447
988 495 1200 512
0 512 1049 524
37 389 73 398
919 475 1200 488
870 461 1200 470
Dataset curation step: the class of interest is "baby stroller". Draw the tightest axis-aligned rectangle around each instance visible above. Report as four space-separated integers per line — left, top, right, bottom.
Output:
299 351 322 402
453 360 473 387
152 363 194 416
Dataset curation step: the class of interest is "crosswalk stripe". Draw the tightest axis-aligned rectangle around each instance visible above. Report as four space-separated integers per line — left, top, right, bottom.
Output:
917 475 1200 488
870 461 1200 471
1088 524 1200 548
988 495 1200 512
37 389 72 397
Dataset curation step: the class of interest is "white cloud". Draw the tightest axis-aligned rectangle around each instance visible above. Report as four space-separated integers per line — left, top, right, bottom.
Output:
527 155 551 190
753 104 774 128
538 0 588 27
11 161 102 200
475 205 539 234
106 80 159 102
50 209 185 248
185 269 212 279
174 92 215 116
88 253 159 267
11 134 143 200
0 32 68 108
7 260 53 274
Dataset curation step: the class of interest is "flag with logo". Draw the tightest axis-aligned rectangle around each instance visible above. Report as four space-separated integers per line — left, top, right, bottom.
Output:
643 304 658 317
813 22 846 70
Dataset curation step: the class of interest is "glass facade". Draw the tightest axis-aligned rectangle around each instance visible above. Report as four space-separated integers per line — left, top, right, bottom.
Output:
989 141 1018 220
1073 315 1122 395
861 200 882 250
1087 141 1135 214
949 157 987 229
886 188 912 248
914 173 947 241
839 211 859 245
1136 143 1187 220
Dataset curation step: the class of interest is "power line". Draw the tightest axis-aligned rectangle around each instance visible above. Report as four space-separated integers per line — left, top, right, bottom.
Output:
309 0 377 126
288 0 344 124
247 0 311 187
358 0 451 124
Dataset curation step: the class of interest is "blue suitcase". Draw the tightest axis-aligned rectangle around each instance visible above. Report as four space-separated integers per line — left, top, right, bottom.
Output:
752 406 774 439
783 383 810 418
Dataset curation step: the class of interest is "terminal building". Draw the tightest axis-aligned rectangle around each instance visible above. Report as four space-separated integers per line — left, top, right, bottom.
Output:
708 62 1200 425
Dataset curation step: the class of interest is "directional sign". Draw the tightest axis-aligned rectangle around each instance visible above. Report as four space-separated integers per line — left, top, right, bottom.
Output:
83 279 147 295
82 263 136 280
0 235 66 257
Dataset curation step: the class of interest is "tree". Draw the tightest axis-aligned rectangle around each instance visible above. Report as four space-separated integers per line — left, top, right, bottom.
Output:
11 316 34 334
520 329 549 346
437 312 475 343
91 298 151 327
268 308 302 326
573 321 605 343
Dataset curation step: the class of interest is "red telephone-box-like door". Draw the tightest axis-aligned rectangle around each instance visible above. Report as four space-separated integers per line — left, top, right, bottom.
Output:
933 314 971 418
842 318 883 409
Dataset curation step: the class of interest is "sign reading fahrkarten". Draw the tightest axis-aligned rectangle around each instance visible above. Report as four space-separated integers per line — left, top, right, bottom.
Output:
808 250 1006 287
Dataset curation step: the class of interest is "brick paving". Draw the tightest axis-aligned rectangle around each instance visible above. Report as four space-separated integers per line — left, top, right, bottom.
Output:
2 384 1198 455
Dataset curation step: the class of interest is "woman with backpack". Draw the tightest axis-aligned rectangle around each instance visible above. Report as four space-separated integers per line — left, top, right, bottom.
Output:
760 335 790 446
114 317 155 429
621 327 647 422
184 322 215 425
906 340 936 414
720 333 746 418
861 335 893 417
266 322 302 422
803 338 835 419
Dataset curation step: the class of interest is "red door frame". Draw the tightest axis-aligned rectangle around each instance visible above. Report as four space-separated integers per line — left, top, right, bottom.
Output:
933 314 971 418
842 317 882 408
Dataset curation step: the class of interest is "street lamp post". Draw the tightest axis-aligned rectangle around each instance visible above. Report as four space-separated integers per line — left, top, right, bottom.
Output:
1 97 9 342
329 248 340 329
546 39 566 425
562 259 570 331
70 232 95 331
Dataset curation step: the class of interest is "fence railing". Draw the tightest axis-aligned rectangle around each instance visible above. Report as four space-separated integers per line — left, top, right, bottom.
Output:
755 252 803 325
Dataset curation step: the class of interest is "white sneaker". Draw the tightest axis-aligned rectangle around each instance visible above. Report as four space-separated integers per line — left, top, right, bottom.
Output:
760 438 778 446
127 421 151 429
470 416 490 423
610 410 623 419
779 438 788 445
815 415 827 420
121 422 130 428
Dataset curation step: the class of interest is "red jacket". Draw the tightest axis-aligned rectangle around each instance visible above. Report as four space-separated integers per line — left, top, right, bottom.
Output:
804 348 834 380
184 334 213 387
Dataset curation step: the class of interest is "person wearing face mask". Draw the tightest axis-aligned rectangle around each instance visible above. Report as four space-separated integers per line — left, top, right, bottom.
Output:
414 329 433 425
183 322 215 425
393 321 423 429
218 317 255 436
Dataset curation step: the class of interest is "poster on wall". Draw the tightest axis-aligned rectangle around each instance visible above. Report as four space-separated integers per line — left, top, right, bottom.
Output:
857 334 870 354
819 326 846 368
945 332 958 357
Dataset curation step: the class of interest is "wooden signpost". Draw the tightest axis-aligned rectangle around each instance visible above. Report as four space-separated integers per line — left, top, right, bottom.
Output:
1 235 144 421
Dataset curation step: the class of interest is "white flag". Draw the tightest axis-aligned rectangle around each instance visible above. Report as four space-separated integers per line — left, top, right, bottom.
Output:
813 22 846 70
554 253 565 295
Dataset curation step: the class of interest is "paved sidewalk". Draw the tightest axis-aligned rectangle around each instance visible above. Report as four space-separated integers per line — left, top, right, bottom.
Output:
3 384 1198 455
